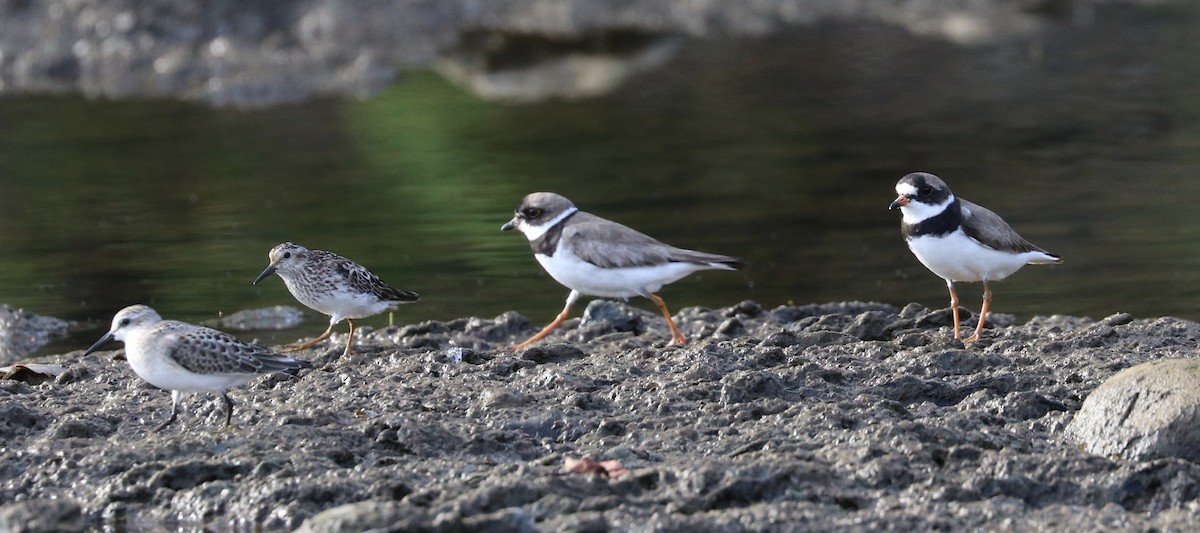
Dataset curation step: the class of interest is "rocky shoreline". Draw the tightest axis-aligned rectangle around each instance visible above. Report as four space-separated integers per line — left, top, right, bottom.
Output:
2 300 1199 531
0 0 1166 106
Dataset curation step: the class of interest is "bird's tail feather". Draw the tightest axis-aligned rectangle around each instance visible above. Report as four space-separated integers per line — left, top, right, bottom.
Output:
1027 252 1062 265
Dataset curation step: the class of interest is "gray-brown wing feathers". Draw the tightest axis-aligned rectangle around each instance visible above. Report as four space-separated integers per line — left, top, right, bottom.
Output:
163 323 310 375
564 212 744 270
309 249 419 303
960 199 1056 257
333 259 420 302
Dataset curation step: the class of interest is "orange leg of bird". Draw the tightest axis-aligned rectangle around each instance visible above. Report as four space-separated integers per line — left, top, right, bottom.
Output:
285 322 336 352
648 293 687 345
511 302 574 351
964 283 992 343
947 281 962 340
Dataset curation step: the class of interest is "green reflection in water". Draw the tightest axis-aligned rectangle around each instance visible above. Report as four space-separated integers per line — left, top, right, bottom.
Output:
1 3 1199 360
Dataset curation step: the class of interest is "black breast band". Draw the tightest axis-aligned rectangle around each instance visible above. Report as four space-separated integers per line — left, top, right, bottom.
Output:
901 198 962 239
530 210 577 256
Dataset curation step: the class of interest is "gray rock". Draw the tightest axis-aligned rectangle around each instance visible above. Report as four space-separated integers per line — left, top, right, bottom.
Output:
725 300 764 318
1100 312 1135 327
295 501 420 533
0 403 46 439
1068 358 1200 462
773 301 899 325
444 346 488 364
464 312 533 342
0 305 71 364
202 305 305 331
0 498 85 533
792 331 858 348
580 300 651 333
757 330 797 348
713 317 746 338
51 414 118 439
517 342 587 364
898 302 929 320
845 310 896 341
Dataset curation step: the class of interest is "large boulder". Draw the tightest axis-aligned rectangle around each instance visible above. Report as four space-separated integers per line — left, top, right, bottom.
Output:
1068 358 1200 462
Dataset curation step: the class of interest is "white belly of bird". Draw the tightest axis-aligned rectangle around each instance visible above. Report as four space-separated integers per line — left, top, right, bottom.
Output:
125 331 255 393
907 230 1034 283
285 279 394 321
534 252 710 298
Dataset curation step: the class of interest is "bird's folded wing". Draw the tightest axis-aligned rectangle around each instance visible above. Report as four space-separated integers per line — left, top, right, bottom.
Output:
960 199 1049 255
165 329 272 374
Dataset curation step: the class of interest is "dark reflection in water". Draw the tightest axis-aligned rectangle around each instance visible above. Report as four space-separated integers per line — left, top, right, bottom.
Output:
2 4 1199 356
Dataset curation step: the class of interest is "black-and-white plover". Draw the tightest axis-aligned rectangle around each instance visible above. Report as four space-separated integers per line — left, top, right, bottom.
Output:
502 192 744 349
253 242 419 356
83 304 312 431
890 172 1062 342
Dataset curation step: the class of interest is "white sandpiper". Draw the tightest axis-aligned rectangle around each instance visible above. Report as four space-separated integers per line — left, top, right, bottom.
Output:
84 304 312 431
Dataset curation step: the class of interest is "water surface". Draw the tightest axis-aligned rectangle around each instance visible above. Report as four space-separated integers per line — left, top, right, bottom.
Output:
2 3 1198 355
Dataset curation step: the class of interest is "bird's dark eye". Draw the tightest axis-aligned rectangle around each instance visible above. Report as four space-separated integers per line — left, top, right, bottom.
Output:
918 186 934 197
521 207 543 219
119 318 131 327
283 252 292 259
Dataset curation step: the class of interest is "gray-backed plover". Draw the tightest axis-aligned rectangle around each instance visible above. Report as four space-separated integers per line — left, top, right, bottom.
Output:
890 172 1062 342
502 192 743 349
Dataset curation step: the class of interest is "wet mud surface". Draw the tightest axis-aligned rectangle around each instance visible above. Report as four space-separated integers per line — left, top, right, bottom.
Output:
3 300 1200 531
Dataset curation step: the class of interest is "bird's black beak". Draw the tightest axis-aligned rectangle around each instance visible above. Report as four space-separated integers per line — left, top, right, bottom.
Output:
501 216 519 231
83 332 115 356
253 265 277 285
889 195 910 210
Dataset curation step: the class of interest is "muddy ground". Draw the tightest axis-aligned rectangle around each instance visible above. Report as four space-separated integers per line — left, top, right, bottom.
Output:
2 300 1200 531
